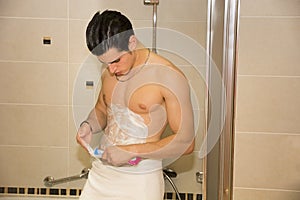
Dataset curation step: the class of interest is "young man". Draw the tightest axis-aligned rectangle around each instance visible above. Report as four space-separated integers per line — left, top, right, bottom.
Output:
77 10 195 200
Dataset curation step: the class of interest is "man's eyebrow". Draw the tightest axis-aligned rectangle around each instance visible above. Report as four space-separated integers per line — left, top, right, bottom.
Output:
98 54 123 64
109 58 121 64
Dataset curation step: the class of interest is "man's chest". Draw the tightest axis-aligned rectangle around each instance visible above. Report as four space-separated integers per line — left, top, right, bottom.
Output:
102 82 164 114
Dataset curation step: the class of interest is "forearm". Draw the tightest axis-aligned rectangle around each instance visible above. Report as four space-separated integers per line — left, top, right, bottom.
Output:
83 107 106 134
77 106 106 151
125 133 195 160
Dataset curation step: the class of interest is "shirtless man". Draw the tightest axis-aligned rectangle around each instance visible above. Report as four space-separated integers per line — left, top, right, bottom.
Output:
76 10 195 200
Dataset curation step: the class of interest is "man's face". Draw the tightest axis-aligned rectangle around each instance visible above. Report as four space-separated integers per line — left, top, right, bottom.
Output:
97 48 133 76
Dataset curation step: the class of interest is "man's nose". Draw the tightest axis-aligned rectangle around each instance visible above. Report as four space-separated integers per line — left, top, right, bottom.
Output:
108 64 117 74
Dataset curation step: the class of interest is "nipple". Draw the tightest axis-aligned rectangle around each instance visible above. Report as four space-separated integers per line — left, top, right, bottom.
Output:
139 104 147 110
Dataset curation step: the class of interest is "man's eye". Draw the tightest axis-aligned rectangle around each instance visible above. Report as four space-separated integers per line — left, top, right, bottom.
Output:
111 58 121 64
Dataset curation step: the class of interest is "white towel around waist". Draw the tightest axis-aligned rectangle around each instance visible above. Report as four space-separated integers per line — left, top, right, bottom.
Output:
79 159 164 200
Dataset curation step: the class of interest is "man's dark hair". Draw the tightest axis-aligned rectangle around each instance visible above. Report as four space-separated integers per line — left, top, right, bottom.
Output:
86 10 135 56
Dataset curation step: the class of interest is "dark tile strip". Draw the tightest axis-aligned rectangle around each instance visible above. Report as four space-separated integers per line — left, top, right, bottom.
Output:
19 188 25 194
0 186 202 199
69 189 77 196
7 187 17 194
197 193 202 200
27 188 35 194
40 188 47 195
49 188 59 195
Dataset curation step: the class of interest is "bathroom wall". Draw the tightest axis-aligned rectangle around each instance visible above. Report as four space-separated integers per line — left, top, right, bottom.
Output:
233 0 300 199
0 0 207 195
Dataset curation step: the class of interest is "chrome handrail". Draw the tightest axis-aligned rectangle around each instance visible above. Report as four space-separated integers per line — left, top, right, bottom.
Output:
43 168 89 187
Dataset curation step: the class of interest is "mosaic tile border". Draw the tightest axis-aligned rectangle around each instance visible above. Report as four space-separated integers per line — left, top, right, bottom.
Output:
0 187 202 200
0 187 81 196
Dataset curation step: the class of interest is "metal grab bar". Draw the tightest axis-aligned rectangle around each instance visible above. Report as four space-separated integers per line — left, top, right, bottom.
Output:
43 168 89 187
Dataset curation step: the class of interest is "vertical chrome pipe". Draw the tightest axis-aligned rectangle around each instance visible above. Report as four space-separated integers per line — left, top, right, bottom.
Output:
144 0 159 53
152 3 157 53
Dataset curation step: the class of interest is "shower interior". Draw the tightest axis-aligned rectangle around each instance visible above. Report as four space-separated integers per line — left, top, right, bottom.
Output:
43 1 186 199
0 0 239 199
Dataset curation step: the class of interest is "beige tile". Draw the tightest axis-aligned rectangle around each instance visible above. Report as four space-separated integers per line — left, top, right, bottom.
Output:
234 188 300 200
134 21 155 31
0 104 68 146
69 62 97 106
240 0 300 16
155 30 207 68
235 76 300 133
151 50 192 66
68 146 92 188
69 108 79 148
0 0 67 18
238 18 300 76
69 0 102 20
193 109 206 152
69 20 93 63
159 0 207 21
69 0 152 20
0 62 68 105
234 132 300 190
0 146 68 187
180 65 207 109
69 0 207 21
158 21 207 48
0 18 68 62
69 62 102 106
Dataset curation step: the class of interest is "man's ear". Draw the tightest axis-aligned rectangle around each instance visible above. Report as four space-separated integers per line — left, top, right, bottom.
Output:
128 35 137 51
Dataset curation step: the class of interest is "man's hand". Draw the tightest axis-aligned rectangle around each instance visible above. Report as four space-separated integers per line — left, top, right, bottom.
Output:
101 145 135 166
76 123 93 151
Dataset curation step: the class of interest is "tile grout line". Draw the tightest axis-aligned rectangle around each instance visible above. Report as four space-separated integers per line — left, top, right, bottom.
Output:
234 186 300 193
238 74 300 78
67 0 71 181
235 131 300 136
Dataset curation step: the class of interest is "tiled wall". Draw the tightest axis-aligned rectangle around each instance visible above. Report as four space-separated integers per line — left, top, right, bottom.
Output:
233 0 300 199
0 0 206 195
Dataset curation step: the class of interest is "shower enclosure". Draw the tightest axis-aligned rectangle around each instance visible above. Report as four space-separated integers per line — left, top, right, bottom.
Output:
0 0 240 199
67 0 241 199
204 0 239 200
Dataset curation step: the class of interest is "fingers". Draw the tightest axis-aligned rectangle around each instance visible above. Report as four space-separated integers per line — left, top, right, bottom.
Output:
76 125 93 153
101 146 134 166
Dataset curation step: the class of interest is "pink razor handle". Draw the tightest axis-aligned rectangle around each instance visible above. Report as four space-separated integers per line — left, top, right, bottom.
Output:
128 157 142 165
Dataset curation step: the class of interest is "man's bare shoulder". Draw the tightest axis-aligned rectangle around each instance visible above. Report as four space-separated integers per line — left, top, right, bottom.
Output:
151 53 186 78
101 67 114 82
